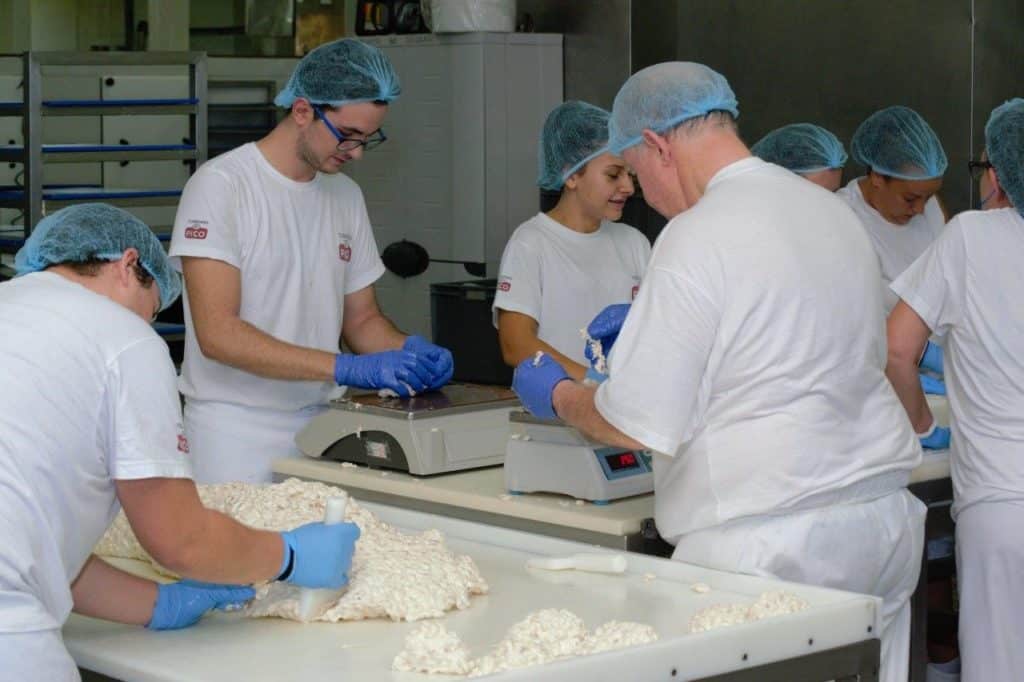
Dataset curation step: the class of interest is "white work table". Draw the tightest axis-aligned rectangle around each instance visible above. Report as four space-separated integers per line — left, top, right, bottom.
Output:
273 445 951 554
68 502 882 682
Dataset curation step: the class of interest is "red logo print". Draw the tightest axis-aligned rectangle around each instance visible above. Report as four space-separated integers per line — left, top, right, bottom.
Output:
177 434 190 454
631 285 640 300
498 281 511 292
339 243 352 262
184 225 208 240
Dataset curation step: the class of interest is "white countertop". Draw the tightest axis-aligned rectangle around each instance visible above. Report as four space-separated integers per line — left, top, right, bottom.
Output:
67 502 880 682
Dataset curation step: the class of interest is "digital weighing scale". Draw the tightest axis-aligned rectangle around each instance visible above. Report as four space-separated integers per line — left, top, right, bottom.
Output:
504 410 655 504
295 383 520 475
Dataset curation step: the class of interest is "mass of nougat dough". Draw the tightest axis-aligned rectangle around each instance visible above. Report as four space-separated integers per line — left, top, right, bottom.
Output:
94 478 488 622
688 591 810 633
393 609 658 677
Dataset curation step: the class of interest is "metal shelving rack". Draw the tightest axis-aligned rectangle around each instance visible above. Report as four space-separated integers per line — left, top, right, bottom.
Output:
0 51 207 243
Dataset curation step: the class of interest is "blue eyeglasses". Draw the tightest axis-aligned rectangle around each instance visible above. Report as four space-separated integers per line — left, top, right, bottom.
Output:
311 104 387 152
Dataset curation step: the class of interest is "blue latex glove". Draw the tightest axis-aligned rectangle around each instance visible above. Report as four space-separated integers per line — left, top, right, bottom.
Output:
278 521 361 589
920 373 946 396
334 351 433 396
583 367 608 384
584 304 631 370
919 423 951 450
512 352 570 420
919 341 944 374
147 580 255 631
403 335 454 391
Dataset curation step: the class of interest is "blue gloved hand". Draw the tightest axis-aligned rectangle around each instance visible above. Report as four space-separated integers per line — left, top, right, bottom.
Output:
402 335 454 391
919 423 951 450
920 373 946 396
512 352 570 420
584 304 631 370
334 351 433 396
278 521 361 589
919 340 944 374
147 580 255 631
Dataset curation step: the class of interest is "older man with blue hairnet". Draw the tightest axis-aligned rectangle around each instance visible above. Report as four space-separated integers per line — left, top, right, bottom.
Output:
0 204 361 680
887 98 1024 682
512 62 925 682
169 39 453 484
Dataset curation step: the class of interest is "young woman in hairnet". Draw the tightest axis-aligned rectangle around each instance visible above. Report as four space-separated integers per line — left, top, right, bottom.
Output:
751 122 847 191
886 99 1024 682
838 106 949 314
493 101 650 380
169 39 453 485
838 106 950 404
0 204 359 680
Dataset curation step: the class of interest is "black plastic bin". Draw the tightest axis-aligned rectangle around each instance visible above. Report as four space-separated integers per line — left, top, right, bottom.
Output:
430 279 513 386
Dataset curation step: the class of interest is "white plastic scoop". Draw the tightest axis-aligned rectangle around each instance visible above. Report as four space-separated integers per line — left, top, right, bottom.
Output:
296 495 349 622
526 553 628 574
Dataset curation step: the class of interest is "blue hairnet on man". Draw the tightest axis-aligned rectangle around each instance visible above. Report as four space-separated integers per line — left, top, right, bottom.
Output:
513 61 925 682
15 203 181 311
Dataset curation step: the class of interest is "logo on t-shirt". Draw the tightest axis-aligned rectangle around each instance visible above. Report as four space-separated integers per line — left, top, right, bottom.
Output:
183 220 208 240
498 278 511 292
337 233 353 262
177 434 190 454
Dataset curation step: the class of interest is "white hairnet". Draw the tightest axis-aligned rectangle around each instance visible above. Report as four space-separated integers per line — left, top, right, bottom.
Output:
608 62 739 154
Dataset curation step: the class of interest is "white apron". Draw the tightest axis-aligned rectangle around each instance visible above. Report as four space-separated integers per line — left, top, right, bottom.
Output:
183 399 326 484
955 500 1024 682
672 489 926 682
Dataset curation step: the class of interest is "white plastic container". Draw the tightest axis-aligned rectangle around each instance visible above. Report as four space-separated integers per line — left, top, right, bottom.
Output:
425 0 516 33
926 658 960 682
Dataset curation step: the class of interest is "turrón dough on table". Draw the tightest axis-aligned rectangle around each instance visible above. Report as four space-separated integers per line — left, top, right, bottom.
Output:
94 478 488 622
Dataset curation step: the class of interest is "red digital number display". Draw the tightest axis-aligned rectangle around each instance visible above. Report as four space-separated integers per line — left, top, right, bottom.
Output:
606 451 639 471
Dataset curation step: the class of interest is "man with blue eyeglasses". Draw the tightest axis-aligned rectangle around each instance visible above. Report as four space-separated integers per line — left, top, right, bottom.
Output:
170 39 453 484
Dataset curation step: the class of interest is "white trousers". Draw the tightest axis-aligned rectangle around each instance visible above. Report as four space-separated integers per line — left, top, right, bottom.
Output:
672 489 926 682
0 628 79 681
183 399 326 484
955 500 1024 682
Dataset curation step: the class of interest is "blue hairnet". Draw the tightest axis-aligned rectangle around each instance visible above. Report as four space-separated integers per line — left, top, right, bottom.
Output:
751 123 848 174
608 62 739 155
985 98 1024 216
537 101 612 191
14 203 181 311
850 106 947 180
274 38 400 108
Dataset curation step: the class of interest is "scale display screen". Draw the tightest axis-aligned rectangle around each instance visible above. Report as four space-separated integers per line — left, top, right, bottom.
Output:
604 451 641 471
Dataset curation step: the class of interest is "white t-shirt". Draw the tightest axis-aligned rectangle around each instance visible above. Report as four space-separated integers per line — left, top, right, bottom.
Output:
595 158 921 542
0 272 191 633
891 207 1024 518
837 177 945 313
169 143 386 411
492 213 651 365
